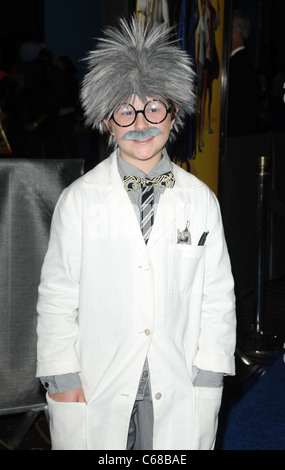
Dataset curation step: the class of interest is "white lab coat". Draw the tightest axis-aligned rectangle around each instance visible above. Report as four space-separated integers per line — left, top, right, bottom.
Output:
36 150 236 450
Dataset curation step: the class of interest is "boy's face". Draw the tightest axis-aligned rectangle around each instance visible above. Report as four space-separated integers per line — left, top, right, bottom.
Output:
104 95 177 171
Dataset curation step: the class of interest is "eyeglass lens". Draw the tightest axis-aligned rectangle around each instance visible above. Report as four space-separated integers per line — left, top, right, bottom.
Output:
113 100 169 127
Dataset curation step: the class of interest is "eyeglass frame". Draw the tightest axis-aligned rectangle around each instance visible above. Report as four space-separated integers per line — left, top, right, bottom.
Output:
111 99 172 128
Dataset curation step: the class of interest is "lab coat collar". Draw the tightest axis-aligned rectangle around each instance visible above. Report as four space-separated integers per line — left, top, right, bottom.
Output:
82 151 202 254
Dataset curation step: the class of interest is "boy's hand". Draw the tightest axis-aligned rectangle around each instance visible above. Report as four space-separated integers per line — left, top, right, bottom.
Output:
49 387 86 403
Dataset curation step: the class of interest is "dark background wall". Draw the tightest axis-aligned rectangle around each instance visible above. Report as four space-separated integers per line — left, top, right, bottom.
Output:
45 0 132 83
232 0 285 88
44 0 101 84
1 1 285 79
0 0 133 84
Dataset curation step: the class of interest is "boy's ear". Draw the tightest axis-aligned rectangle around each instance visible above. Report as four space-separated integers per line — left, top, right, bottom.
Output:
103 118 114 135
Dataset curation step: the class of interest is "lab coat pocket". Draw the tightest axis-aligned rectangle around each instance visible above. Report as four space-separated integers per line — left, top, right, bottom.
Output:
46 393 87 450
168 244 205 293
193 386 223 450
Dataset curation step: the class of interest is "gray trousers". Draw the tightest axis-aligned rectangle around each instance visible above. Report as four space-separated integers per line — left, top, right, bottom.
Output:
126 360 154 450
126 394 154 450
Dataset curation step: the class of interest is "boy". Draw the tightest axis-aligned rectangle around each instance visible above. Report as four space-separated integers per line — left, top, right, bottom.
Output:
36 17 236 450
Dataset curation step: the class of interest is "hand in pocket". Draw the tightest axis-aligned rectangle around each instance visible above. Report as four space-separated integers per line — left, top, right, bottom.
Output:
49 387 86 403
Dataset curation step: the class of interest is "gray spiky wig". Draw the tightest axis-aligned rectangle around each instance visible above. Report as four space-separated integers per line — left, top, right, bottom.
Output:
81 16 196 146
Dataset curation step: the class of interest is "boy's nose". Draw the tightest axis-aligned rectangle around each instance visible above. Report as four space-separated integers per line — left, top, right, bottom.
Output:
134 111 148 129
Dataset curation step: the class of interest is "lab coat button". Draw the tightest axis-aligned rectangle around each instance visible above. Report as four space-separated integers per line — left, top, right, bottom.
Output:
144 328 151 336
144 264 151 271
155 392 162 400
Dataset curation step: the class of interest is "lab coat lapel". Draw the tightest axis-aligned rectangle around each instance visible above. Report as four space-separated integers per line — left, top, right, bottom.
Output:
147 187 186 250
84 151 148 258
147 161 199 249
101 182 185 256
102 183 148 257
86 152 189 255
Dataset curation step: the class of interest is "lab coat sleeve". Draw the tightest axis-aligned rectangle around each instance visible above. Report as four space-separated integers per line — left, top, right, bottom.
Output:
193 190 236 375
36 185 82 377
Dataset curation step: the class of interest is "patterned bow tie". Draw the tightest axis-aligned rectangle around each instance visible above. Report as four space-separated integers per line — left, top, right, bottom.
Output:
123 171 175 191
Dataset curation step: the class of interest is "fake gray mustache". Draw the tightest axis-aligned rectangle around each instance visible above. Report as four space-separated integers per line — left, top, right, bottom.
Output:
121 127 163 141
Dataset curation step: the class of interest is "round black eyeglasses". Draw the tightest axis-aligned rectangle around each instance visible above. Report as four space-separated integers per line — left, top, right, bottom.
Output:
112 99 172 127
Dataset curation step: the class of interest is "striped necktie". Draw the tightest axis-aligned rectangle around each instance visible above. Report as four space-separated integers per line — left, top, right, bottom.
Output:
123 171 175 244
140 185 154 243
